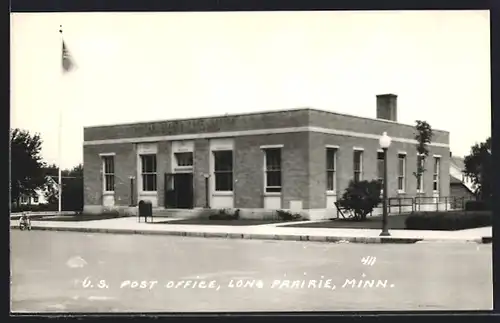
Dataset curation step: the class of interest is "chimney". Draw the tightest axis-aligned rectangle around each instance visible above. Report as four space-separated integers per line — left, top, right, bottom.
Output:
376 94 397 122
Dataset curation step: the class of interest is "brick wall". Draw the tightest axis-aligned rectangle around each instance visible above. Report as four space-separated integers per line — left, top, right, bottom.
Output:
83 135 450 210
83 109 451 211
281 132 310 209
308 110 449 145
233 136 264 208
308 132 326 209
306 133 451 208
156 141 171 207
233 132 309 209
84 108 449 146
84 110 310 141
193 139 209 208
83 143 136 207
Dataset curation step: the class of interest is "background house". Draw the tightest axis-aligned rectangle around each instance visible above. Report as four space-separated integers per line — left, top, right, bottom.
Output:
18 176 58 206
449 155 476 208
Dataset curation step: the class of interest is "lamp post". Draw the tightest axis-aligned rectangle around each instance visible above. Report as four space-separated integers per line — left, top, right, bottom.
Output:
379 132 392 237
204 174 210 208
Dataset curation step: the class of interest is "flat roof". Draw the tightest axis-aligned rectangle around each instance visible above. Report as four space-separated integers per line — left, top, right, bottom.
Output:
84 107 449 134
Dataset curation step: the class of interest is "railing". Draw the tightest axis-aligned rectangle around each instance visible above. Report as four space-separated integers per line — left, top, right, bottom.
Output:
413 196 467 212
335 196 471 217
387 197 415 214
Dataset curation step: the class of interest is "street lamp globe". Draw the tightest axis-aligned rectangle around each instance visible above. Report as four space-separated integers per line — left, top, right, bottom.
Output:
379 132 392 149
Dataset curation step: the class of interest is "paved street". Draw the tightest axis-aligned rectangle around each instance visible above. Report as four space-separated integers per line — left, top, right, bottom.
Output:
11 230 492 312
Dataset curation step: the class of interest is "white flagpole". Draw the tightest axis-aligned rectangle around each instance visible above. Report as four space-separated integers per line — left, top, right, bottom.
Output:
58 25 64 215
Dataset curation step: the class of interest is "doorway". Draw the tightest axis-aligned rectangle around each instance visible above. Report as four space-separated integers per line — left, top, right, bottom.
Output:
164 173 194 209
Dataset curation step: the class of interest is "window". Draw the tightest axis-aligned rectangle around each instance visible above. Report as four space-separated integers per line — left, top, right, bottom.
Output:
175 152 193 167
141 154 157 191
102 155 115 192
214 150 233 191
353 150 363 182
417 155 425 192
433 157 440 191
20 195 27 204
398 154 406 192
264 148 282 193
326 148 337 191
33 196 39 203
377 151 385 184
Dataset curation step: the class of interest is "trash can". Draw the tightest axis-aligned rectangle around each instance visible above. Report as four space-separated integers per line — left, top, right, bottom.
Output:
138 200 153 222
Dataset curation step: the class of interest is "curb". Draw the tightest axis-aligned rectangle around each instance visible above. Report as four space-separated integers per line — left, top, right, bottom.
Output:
11 225 489 244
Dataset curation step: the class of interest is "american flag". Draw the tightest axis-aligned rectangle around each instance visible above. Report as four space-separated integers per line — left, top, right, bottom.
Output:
62 40 75 72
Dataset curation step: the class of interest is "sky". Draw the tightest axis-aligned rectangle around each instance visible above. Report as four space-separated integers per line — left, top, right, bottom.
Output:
10 10 491 169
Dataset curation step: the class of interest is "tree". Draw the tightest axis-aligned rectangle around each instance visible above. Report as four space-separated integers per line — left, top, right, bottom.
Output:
463 137 492 203
412 120 434 194
337 180 382 221
10 128 46 206
44 163 84 211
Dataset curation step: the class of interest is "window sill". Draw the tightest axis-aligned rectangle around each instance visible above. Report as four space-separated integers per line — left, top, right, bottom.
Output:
263 192 281 196
139 191 157 195
326 191 336 196
213 191 233 196
174 166 193 173
103 191 114 195
397 190 406 195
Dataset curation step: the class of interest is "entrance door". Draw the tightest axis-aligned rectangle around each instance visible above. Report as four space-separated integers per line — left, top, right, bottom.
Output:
175 173 193 209
164 173 193 209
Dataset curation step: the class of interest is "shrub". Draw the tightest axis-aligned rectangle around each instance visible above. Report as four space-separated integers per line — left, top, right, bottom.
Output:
337 180 382 221
276 210 303 221
11 203 58 213
465 200 491 211
405 211 491 231
208 208 240 220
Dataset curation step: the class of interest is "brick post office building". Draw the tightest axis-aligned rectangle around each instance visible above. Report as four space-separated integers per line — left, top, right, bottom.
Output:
83 94 451 219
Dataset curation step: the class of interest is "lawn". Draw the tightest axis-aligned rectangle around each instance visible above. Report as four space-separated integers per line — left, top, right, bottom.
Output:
10 215 46 221
31 213 130 222
284 211 492 231
284 214 409 230
155 219 297 226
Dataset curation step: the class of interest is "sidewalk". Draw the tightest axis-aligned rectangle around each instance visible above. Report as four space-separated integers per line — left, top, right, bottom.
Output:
10 217 492 244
